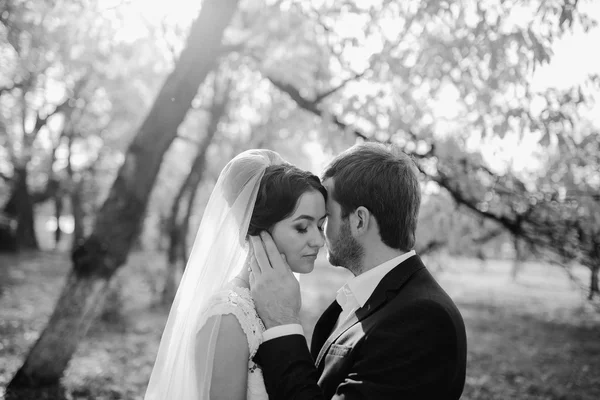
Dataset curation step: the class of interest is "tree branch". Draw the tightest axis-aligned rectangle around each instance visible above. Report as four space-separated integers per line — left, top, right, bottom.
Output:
26 75 90 145
267 69 598 278
0 171 12 182
428 167 520 235
470 228 505 244
266 75 369 140
416 239 447 255
28 97 71 140
314 69 368 102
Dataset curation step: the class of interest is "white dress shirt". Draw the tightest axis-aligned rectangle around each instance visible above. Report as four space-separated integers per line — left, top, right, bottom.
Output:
262 250 416 342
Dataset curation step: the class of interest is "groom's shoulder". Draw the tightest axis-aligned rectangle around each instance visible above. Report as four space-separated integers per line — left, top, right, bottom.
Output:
389 264 463 318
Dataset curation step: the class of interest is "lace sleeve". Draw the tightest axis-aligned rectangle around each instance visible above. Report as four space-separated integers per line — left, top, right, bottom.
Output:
199 288 264 358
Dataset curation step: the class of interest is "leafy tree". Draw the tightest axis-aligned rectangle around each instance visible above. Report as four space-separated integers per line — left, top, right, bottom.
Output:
162 72 233 305
8 0 240 388
247 0 599 299
0 0 169 250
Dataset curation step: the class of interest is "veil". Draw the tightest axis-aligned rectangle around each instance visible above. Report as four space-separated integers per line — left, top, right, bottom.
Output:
145 149 287 400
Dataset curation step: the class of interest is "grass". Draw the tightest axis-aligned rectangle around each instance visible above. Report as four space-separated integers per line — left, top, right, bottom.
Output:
1 250 599 399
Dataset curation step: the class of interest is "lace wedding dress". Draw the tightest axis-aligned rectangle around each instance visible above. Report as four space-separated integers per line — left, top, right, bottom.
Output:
198 285 268 400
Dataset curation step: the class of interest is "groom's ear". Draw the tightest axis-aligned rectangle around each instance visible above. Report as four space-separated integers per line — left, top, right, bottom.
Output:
351 206 370 236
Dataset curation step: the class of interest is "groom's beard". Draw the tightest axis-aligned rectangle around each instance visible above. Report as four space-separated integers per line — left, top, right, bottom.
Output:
327 219 364 276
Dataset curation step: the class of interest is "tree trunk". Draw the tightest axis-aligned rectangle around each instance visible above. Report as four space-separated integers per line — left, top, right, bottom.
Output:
66 134 86 250
589 265 599 300
54 194 63 249
9 265 111 387
162 76 230 305
8 0 239 388
163 176 190 305
70 182 85 250
180 176 200 261
511 235 524 282
3 167 38 250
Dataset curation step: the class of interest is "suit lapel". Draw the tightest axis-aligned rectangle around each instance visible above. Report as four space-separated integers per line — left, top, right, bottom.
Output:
311 300 342 359
315 255 425 368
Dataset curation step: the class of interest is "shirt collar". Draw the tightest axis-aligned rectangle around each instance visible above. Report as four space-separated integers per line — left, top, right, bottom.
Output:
343 250 416 308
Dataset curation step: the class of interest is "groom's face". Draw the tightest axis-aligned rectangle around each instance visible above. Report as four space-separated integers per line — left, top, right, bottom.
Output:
322 178 342 258
322 178 363 270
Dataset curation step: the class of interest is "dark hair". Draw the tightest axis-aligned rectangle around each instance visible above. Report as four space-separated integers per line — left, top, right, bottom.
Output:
322 142 421 251
248 164 327 236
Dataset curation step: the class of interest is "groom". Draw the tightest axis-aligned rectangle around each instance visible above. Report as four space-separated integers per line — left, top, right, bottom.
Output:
249 142 467 399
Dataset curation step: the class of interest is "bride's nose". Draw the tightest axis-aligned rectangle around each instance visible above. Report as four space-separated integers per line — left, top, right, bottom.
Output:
309 229 325 248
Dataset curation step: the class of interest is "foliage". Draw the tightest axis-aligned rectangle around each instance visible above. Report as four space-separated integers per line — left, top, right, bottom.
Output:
225 0 600 297
0 0 171 248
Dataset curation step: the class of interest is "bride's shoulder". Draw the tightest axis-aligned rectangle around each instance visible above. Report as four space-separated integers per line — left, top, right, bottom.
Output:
200 284 265 341
207 284 253 308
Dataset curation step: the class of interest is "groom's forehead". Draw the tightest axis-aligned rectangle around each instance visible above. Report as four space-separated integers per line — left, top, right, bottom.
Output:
321 178 340 210
322 177 334 191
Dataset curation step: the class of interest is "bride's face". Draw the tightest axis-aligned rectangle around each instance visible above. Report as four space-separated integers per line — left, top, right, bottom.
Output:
269 190 327 274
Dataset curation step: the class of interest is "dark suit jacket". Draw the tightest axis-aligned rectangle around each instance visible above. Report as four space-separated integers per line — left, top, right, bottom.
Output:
255 255 467 399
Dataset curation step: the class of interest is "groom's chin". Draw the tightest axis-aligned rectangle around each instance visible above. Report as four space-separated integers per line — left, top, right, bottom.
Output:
326 251 342 267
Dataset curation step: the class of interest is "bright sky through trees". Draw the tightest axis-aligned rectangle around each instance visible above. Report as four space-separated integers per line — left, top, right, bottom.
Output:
105 0 599 176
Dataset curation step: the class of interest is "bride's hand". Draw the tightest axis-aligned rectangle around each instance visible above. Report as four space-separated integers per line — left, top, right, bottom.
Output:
249 232 301 328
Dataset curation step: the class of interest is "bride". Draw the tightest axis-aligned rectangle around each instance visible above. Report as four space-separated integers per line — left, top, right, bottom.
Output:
144 149 327 400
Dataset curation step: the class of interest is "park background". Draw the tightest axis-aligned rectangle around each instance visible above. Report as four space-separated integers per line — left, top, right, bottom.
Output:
1 0 599 399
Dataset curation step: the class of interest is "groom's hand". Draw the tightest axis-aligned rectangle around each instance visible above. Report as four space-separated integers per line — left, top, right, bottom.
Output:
249 231 301 329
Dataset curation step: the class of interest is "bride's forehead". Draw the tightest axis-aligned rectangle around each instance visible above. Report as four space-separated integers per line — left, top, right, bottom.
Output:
290 192 325 215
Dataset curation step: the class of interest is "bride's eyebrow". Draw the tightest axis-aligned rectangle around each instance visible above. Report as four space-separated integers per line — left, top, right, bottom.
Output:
293 215 315 222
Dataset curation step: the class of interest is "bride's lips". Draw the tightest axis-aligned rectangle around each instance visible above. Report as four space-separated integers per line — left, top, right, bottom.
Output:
303 253 318 260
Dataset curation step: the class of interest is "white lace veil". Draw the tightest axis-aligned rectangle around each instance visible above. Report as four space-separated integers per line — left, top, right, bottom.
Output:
144 149 287 400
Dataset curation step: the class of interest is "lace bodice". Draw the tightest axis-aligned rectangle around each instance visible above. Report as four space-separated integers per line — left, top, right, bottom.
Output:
199 285 268 400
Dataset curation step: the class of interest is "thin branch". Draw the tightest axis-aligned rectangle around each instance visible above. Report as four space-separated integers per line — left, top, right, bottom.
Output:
28 97 71 139
470 228 505 244
26 75 90 144
417 239 447 255
0 171 12 182
266 75 369 140
314 69 368 102
429 168 520 234
159 20 179 65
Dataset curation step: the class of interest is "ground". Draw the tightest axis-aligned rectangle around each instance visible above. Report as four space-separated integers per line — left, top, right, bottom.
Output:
1 250 599 399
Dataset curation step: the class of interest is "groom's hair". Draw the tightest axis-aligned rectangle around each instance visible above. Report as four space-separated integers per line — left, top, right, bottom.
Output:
248 165 327 236
322 142 421 252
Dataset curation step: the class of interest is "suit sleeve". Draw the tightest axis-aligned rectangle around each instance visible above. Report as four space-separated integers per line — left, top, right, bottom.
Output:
255 334 326 400
255 300 462 400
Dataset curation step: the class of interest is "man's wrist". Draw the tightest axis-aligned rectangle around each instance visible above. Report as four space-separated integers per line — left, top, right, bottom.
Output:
263 316 301 329
262 324 304 342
